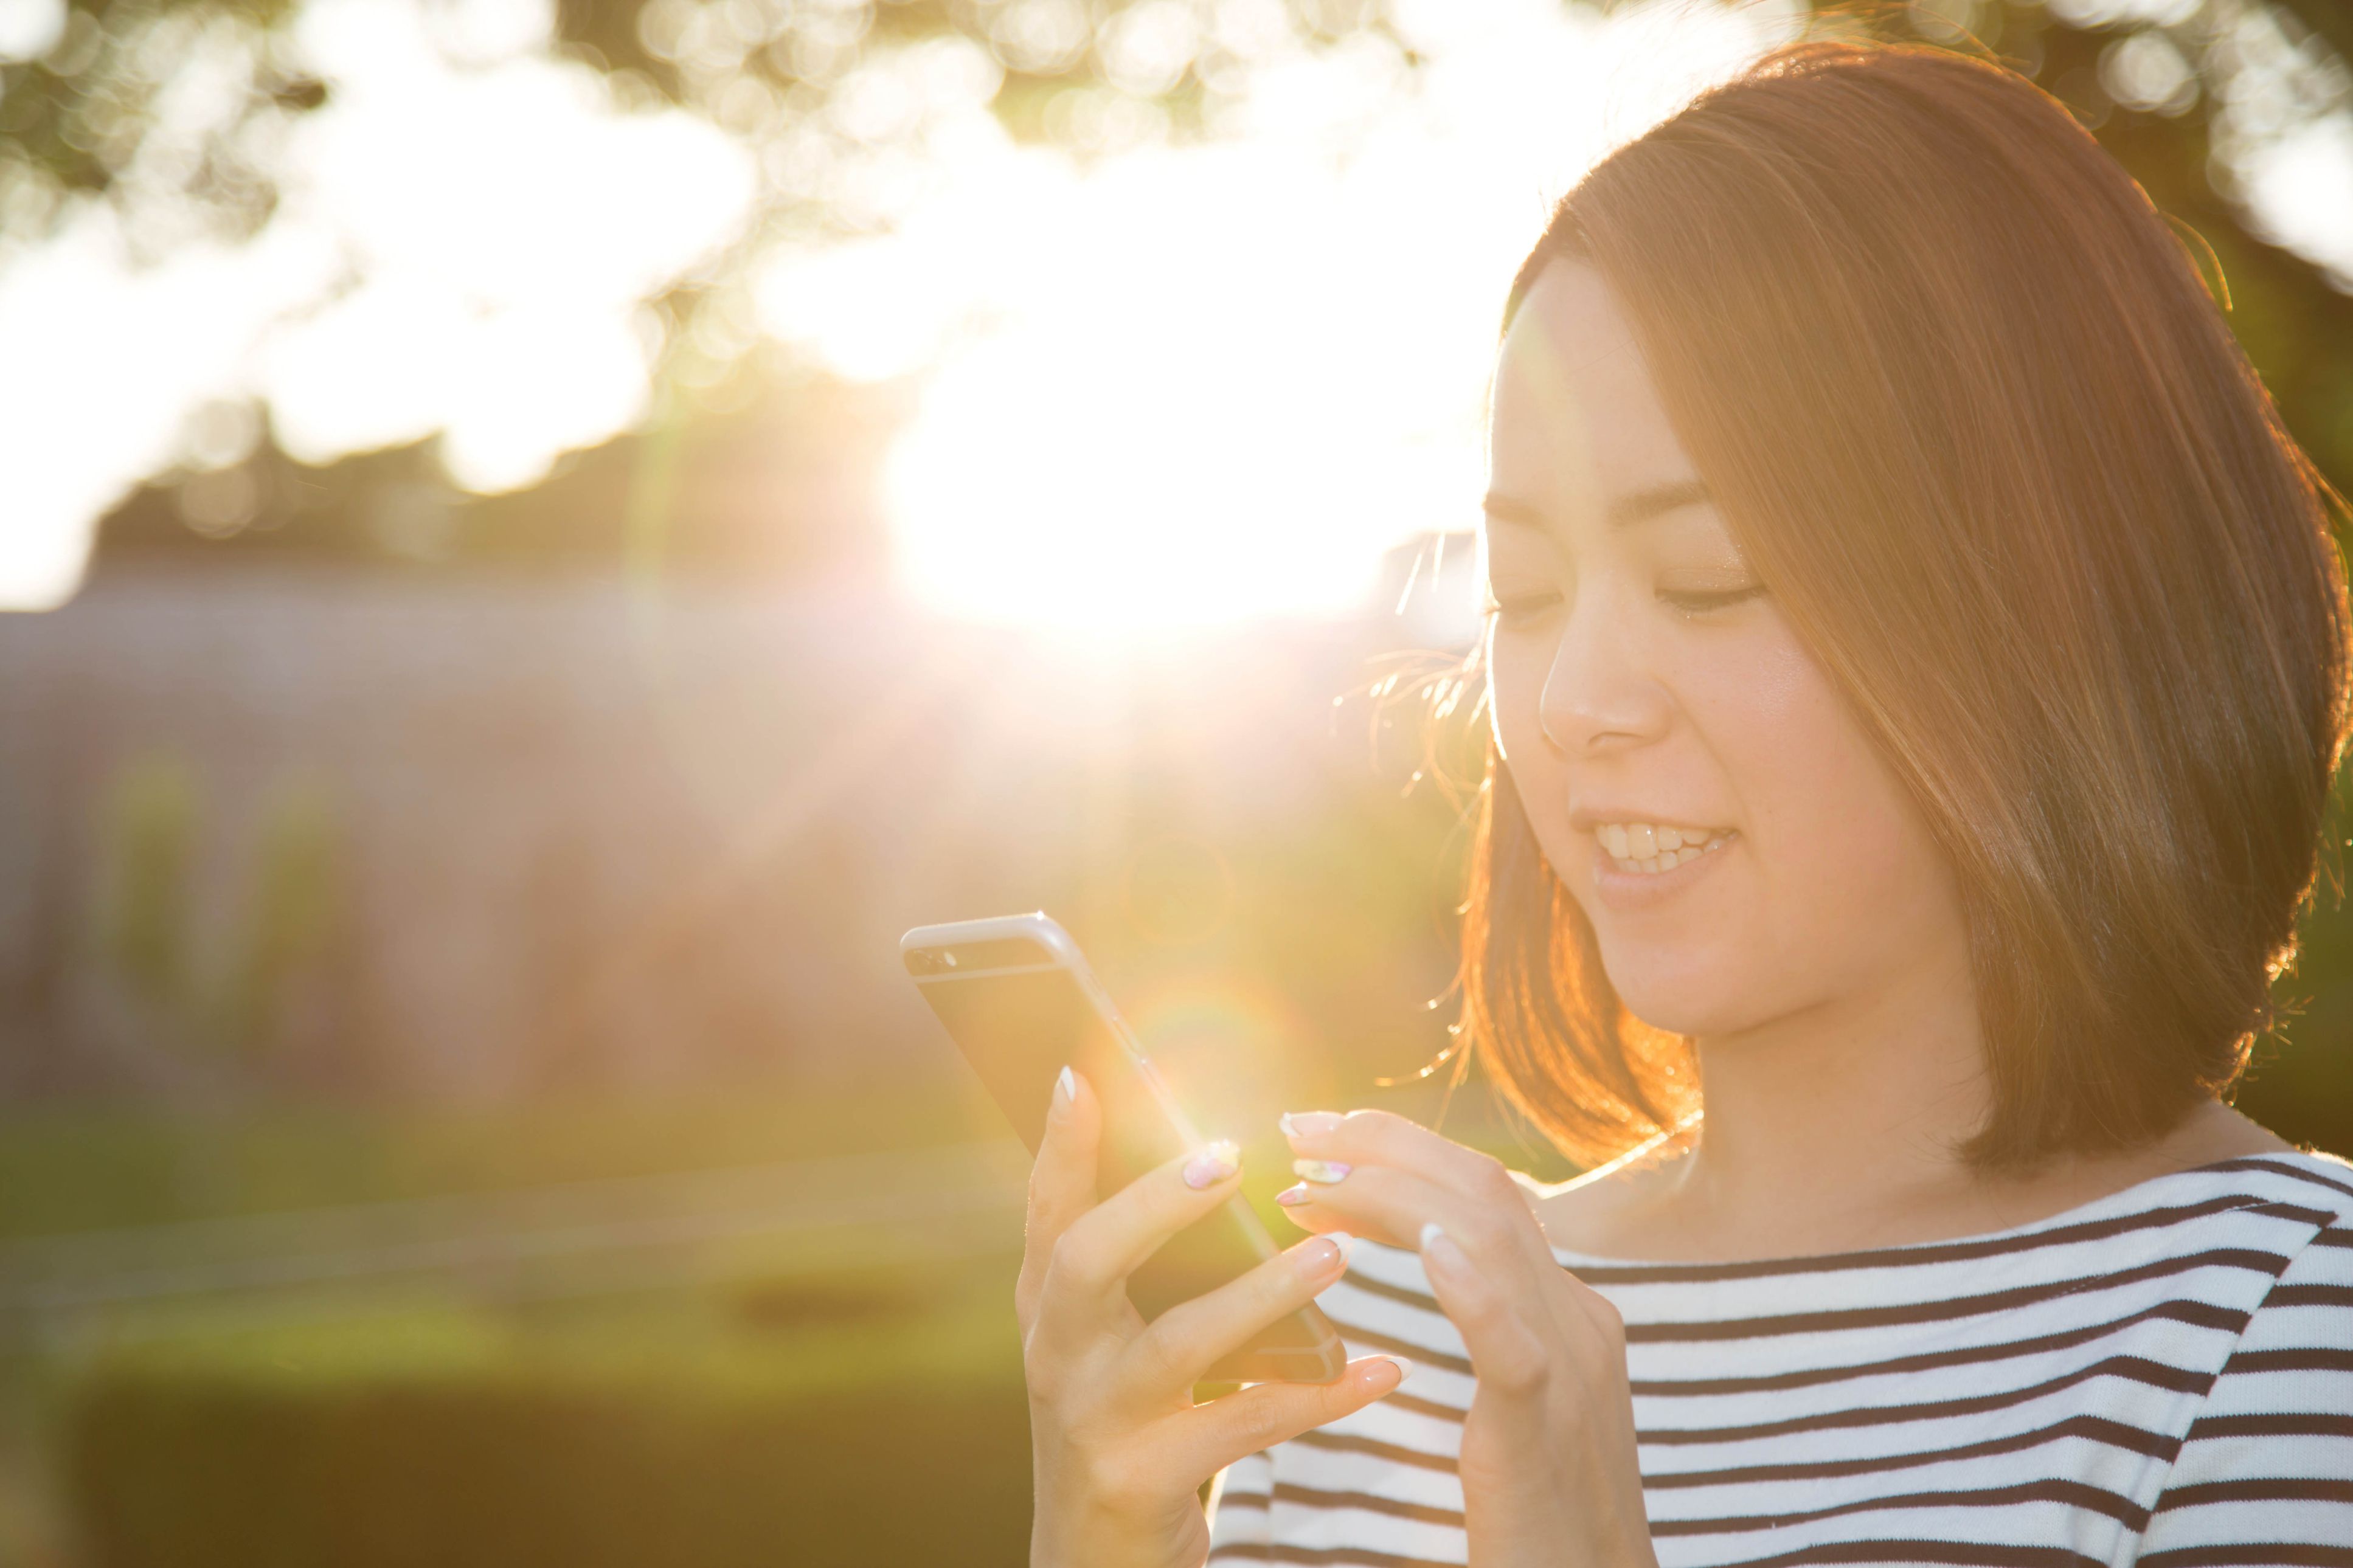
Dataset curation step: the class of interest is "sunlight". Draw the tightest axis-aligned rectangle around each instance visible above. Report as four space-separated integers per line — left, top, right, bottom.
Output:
763 0 1806 634
876 142 1477 632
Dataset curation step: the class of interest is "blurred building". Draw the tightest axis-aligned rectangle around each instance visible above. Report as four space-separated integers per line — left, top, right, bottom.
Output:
0 542 1480 1107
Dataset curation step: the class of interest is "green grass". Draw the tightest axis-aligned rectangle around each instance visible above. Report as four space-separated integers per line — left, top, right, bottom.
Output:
58 1266 1033 1568
0 1079 1008 1241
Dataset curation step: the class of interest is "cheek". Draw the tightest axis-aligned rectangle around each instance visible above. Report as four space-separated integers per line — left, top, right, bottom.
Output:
1696 632 1955 948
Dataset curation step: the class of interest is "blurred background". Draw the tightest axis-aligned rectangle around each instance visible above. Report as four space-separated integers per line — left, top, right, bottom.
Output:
0 0 2348 1561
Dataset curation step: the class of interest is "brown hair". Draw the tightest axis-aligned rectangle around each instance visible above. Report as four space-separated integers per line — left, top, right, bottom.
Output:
1458 38 2352 1169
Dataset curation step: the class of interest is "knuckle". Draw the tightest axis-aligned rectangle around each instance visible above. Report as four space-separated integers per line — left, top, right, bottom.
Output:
1023 1344 1066 1403
1452 1283 1507 1332
1462 1210 1516 1255
1129 1322 1190 1389
1475 1155 1518 1200
1563 1277 1625 1337
1231 1395 1293 1449
1481 1336 1553 1397
1048 1229 1097 1288
1083 1449 1155 1516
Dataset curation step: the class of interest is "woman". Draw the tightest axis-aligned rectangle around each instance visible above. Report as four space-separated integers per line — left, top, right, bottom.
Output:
1017 38 2353 1568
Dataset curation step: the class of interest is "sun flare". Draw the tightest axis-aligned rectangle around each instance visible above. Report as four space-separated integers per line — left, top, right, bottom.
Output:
771 4 1811 636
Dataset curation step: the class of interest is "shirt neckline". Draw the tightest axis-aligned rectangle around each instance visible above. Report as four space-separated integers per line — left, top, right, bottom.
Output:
1541 1150 2323 1274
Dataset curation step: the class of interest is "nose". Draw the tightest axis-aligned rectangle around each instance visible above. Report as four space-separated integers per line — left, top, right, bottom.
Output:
1537 585 1672 755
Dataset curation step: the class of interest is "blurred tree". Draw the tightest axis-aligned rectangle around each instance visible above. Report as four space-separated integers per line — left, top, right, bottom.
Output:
1918 0 2353 498
35 0 2341 573
91 367 905 576
0 0 316 258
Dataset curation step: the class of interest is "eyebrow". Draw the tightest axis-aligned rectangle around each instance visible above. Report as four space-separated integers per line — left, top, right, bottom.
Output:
1483 478 1713 533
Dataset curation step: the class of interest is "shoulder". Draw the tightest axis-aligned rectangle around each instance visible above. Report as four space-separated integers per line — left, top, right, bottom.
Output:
2139 1152 2353 1553
2132 1147 2353 1319
2183 1145 2353 1223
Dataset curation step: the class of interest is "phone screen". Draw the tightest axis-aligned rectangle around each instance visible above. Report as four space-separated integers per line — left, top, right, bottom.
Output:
905 919 1343 1381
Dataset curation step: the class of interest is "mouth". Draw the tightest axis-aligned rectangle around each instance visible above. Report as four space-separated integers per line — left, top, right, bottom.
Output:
1592 821 1738 876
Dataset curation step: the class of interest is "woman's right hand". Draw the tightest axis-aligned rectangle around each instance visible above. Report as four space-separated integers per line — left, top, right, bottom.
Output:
1019 1066 1408 1568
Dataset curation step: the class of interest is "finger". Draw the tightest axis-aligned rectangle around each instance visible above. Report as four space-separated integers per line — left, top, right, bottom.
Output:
1281 1108 1520 1206
1271 1161 1480 1255
1419 1221 1553 1398
1157 1355 1410 1483
1116 1235 1353 1404
1034 1138 1247 1333
1018 1065 1100 1327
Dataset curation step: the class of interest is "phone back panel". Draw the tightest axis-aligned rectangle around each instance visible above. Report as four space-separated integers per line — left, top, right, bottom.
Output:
905 916 1341 1376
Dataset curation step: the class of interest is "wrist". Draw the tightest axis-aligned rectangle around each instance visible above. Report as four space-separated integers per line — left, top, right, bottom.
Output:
1030 1489 1206 1568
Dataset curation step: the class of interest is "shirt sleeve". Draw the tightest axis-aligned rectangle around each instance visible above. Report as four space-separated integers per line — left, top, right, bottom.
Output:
2134 1221 2353 1564
1205 1449 1274 1560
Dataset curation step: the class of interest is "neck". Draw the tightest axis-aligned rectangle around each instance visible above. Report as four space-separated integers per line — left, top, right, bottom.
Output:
1663 942 2001 1252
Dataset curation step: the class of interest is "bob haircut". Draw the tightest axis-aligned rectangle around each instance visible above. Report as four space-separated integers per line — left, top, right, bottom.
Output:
1460 38 2352 1170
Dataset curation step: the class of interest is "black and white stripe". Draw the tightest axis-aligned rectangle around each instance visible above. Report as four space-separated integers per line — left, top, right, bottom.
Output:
1207 1152 2353 1567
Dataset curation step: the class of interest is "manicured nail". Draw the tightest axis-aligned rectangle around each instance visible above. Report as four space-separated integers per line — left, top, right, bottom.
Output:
1182 1141 1241 1190
1275 1183 1313 1206
1326 1230 1354 1262
1419 1221 1466 1272
1055 1066 1076 1105
1380 1354 1416 1386
1280 1111 1344 1138
1295 1237 1346 1277
1292 1159 1351 1185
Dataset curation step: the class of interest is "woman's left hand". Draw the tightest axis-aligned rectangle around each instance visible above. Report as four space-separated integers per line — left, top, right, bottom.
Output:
1278 1110 1659 1568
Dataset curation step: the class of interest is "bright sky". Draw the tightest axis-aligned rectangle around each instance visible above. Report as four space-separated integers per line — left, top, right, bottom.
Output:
768 0 1799 630
0 0 2347 624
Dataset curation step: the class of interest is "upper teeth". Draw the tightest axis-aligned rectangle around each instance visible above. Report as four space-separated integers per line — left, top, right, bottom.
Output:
1595 822 1733 874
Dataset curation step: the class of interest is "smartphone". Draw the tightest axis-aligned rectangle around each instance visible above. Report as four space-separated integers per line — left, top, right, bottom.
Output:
901 913 1347 1384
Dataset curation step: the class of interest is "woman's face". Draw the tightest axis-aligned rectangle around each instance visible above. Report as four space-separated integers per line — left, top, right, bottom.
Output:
1485 262 1969 1039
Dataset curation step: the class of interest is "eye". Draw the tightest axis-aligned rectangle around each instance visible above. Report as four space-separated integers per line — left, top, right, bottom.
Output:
1483 587 1565 622
1660 584 1766 620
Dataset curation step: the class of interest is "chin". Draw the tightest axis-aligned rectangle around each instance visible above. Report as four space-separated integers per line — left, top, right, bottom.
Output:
1598 947 1752 1038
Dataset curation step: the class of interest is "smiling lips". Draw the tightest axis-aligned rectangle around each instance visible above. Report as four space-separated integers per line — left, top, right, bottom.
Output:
1595 821 1736 876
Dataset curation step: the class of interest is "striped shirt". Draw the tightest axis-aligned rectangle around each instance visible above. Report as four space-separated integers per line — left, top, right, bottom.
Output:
1207 1151 2353 1567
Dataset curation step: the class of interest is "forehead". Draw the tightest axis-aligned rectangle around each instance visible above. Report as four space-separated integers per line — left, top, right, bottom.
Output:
1490 262 1697 520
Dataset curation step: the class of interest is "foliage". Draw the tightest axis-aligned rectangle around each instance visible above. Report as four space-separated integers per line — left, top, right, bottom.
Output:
0 1084 993 1240
60 1279 1030 1568
88 757 353 1070
1952 0 2353 498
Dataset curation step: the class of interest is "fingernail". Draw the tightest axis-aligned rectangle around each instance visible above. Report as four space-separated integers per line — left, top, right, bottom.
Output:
1292 1158 1351 1185
1182 1141 1241 1190
1054 1066 1076 1105
1381 1355 1416 1386
1326 1230 1354 1261
1280 1111 1343 1138
1274 1183 1313 1207
1418 1221 1465 1271
1295 1237 1346 1277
